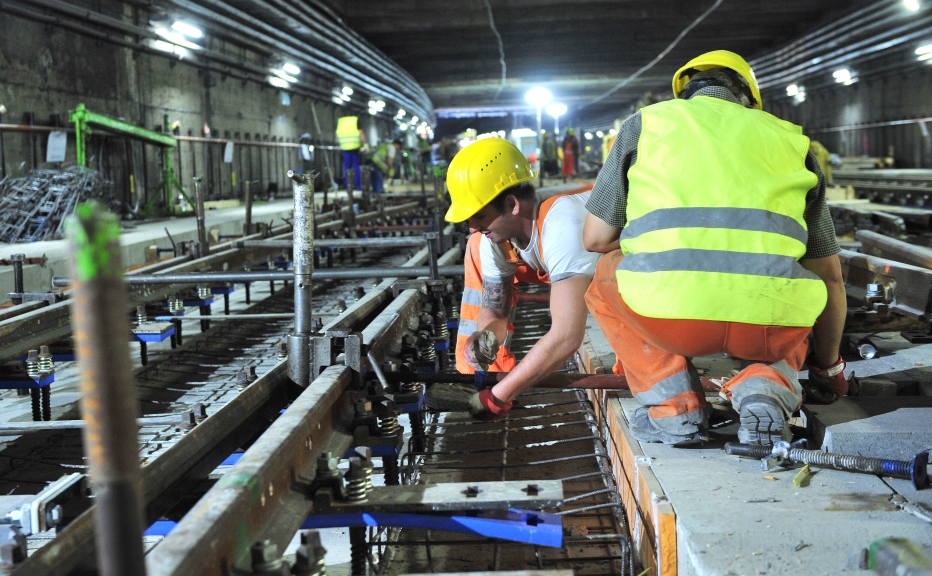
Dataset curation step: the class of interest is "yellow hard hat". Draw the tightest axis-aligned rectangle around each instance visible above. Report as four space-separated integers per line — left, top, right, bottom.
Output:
566 128 575 136
672 50 762 110
445 138 534 223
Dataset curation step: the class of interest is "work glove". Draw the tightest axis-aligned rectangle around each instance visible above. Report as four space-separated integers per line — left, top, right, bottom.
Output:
389 168 396 178
468 388 513 420
804 357 859 404
360 144 370 154
463 330 500 371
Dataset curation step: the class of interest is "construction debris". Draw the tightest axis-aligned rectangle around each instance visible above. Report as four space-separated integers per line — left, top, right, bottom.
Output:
0 167 117 243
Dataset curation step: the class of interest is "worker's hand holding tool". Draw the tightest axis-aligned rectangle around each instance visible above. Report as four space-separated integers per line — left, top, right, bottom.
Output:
469 388 513 420
805 357 857 404
463 330 500 371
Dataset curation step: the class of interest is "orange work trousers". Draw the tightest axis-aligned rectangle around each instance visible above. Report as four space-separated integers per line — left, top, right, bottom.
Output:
585 250 810 433
455 232 546 373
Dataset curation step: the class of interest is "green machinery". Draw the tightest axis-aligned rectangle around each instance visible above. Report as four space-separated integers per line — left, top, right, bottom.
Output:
69 103 191 214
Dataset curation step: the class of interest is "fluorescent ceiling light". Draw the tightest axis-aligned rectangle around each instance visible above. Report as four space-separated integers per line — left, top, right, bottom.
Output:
399 123 408 130
545 102 567 118
596 131 604 138
833 69 853 83
584 132 593 139
332 96 345 105
339 93 351 102
268 76 289 89
342 86 354 96
171 20 203 39
786 84 799 96
397 109 406 117
511 128 536 138
282 63 301 75
152 40 188 57
916 43 932 55
154 28 201 50
272 69 297 83
904 0 920 11
525 87 552 107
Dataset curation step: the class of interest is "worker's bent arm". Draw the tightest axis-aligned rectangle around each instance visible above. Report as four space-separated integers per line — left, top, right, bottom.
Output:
491 275 591 403
801 254 846 367
475 276 514 345
583 212 622 253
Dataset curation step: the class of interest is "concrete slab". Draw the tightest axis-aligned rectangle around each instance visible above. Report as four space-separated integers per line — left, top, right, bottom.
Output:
805 396 932 460
616 398 932 576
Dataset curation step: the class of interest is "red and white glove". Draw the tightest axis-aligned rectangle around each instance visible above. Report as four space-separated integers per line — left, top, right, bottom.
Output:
469 388 513 420
805 358 856 404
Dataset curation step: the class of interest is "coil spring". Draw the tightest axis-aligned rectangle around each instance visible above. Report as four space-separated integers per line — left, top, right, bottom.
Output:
38 349 53 373
416 332 436 362
136 306 148 325
791 449 893 475
365 465 373 492
25 350 39 378
345 475 368 502
400 381 419 394
198 286 211 300
379 415 400 436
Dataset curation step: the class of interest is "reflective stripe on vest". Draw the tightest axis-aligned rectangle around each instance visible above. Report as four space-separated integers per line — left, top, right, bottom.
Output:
336 116 361 150
617 96 826 327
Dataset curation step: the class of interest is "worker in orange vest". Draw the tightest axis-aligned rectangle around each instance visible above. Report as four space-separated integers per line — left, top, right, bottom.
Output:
446 138 600 419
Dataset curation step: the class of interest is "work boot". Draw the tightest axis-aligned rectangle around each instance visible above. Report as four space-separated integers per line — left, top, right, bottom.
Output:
737 394 792 446
628 407 708 446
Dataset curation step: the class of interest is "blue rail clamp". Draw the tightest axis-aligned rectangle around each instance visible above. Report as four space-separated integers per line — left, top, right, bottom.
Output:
132 323 176 343
0 372 54 389
306 479 564 548
210 284 235 296
182 296 214 307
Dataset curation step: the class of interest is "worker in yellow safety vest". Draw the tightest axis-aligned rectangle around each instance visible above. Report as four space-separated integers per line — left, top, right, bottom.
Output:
367 140 401 193
336 116 368 191
446 137 600 419
582 50 852 446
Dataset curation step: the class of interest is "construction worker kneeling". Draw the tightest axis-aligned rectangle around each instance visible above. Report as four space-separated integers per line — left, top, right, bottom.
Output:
583 50 853 446
446 138 599 420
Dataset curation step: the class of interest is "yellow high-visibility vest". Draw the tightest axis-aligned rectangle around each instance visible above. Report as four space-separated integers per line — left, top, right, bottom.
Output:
336 116 361 150
617 96 827 327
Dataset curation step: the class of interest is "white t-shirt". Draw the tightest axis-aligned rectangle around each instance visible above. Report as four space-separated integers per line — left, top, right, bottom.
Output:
479 191 600 283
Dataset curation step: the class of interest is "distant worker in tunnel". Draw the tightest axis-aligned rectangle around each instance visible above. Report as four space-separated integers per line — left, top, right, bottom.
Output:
367 139 401 193
336 115 368 192
561 128 579 180
582 50 851 446
446 138 599 419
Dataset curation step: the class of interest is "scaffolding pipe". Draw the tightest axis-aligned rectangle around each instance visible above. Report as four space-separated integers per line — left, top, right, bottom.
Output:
65 202 146 576
52 265 464 286
238 237 427 250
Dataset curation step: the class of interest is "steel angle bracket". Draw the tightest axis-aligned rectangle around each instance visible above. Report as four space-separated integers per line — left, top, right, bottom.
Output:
302 509 562 548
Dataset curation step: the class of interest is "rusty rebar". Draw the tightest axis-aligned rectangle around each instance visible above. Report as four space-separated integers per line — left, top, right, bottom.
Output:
65 201 146 576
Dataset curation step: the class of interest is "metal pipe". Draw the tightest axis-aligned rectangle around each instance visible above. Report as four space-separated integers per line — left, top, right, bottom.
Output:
192 176 209 257
238 237 427 250
288 169 314 387
65 203 146 576
153 313 299 321
10 254 24 303
52 265 465 286
425 232 439 280
244 180 254 235
379 370 629 390
353 224 431 233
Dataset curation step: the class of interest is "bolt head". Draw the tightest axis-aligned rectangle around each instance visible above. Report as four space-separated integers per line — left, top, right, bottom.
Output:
10 254 24 262
354 399 372 415
45 505 63 527
250 540 280 567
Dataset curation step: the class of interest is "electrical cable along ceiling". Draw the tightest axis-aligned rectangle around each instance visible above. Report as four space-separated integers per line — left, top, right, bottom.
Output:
0 0 434 124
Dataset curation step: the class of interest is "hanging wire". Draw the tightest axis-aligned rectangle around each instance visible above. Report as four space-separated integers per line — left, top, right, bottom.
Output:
584 0 725 107
483 0 508 99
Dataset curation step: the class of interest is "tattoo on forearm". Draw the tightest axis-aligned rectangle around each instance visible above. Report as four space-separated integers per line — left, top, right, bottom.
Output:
482 280 510 316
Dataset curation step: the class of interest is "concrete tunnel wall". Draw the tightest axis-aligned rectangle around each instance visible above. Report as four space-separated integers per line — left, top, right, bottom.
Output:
0 0 396 205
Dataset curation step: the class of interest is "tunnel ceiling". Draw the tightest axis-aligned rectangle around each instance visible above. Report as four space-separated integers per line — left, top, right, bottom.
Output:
341 0 864 122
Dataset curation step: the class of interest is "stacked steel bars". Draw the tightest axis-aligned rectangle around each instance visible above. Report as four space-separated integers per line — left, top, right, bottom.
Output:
0 167 116 243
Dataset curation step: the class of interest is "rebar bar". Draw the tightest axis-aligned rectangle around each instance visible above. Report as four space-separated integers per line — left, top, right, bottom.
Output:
65 201 146 576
